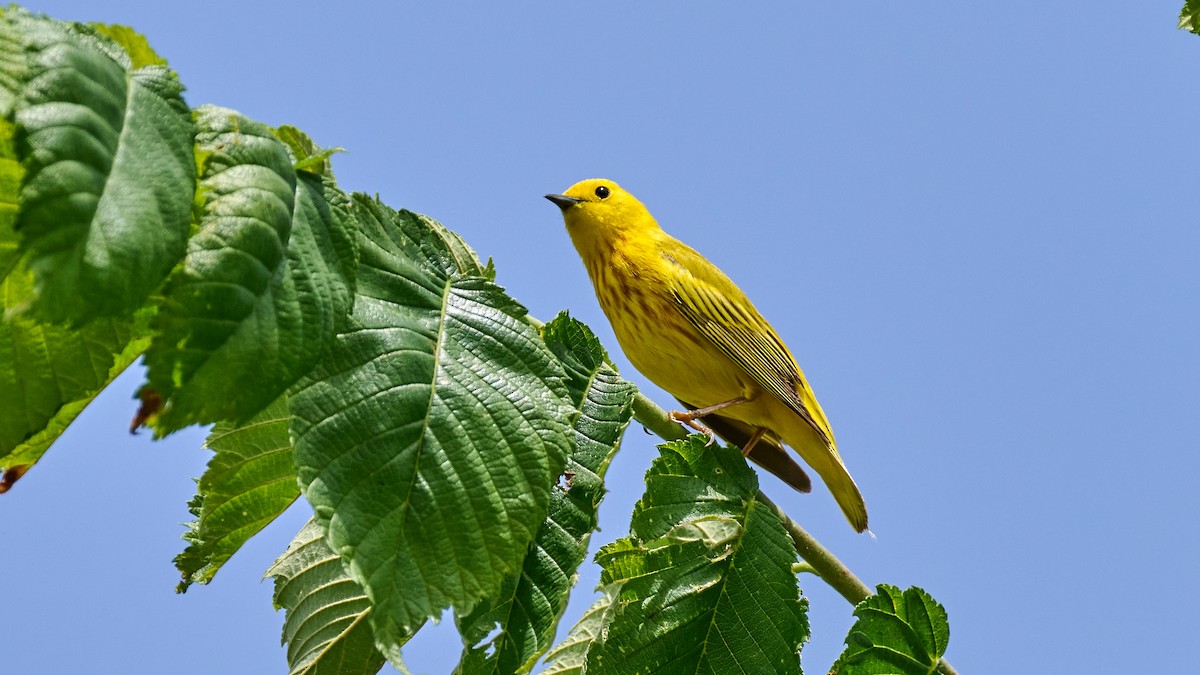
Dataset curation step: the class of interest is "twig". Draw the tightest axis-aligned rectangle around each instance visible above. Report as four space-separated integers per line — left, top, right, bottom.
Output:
755 491 873 604
629 390 959 675
631 391 688 442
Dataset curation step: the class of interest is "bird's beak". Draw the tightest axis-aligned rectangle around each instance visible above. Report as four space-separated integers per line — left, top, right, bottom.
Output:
545 194 583 210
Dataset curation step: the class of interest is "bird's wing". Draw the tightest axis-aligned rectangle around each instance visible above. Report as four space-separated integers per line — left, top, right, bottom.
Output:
663 245 834 446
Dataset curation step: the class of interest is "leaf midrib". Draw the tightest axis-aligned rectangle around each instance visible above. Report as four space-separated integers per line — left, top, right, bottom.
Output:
693 496 761 675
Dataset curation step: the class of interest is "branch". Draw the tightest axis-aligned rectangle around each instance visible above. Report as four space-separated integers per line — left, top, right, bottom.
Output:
630 391 688 442
629 390 959 675
755 491 872 604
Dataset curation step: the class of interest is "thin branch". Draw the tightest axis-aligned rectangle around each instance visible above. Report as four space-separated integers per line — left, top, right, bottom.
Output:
756 491 873 604
629 390 959 675
631 391 688 442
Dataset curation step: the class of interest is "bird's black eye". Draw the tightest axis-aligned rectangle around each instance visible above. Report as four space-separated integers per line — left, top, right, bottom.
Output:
594 185 610 199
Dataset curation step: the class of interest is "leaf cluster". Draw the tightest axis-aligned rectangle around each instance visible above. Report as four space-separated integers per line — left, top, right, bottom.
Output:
0 7 954 675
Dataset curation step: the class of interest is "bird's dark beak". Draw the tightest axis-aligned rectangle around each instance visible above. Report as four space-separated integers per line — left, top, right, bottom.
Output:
545 194 583 211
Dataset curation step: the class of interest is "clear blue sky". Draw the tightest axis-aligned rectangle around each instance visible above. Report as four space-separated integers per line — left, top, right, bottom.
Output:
4 2 1197 673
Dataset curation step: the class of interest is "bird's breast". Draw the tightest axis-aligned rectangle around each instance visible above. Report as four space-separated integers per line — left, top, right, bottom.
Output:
589 258 749 409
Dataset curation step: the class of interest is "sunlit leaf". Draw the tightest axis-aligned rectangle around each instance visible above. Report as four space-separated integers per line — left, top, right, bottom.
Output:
145 107 356 432
586 437 810 674
538 585 618 675
456 314 636 674
7 8 194 324
175 396 299 591
831 585 950 675
1181 1 1200 35
269 519 400 675
290 196 575 656
0 91 147 488
87 23 166 68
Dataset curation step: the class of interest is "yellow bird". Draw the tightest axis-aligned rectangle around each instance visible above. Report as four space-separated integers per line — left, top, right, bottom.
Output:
546 179 868 532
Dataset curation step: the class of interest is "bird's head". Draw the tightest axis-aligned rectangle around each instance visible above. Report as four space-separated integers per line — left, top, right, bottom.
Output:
545 179 659 260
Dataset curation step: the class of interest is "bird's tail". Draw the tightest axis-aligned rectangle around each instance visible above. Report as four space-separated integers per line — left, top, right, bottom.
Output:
820 456 869 533
781 426 868 533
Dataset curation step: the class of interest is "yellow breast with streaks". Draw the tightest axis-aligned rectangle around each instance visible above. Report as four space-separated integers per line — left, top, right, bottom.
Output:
587 243 752 410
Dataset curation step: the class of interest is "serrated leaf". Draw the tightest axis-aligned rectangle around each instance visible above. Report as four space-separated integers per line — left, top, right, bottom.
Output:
831 585 950 675
175 395 299 591
269 519 401 675
1182 1 1200 34
290 198 575 656
586 437 809 675
538 585 619 675
455 314 636 675
145 107 357 432
352 193 488 279
7 8 194 324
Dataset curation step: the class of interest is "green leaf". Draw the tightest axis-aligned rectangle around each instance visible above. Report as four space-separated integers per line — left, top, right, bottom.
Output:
273 125 344 177
1182 1 1200 34
145 107 357 432
87 23 167 69
0 9 27 119
831 585 950 675
290 197 575 656
0 293 148 490
456 314 637 675
269 519 402 675
1 112 26 285
0 23 150 490
7 8 194 324
0 107 149 485
539 585 619 675
175 395 300 592
352 193 489 279
586 437 810 675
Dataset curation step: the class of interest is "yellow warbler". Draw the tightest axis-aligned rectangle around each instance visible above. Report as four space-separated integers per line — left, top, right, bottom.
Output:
546 179 868 532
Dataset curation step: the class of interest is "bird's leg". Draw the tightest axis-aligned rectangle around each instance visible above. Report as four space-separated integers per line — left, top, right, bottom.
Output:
740 427 766 458
668 396 749 446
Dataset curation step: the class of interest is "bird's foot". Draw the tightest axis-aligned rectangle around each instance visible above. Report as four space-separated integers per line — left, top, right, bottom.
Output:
668 410 717 446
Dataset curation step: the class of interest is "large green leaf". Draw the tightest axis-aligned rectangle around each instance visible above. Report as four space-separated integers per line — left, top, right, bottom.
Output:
455 314 636 675
538 585 618 675
145 107 357 432
269 519 398 675
6 9 194 324
290 196 575 656
586 437 810 675
831 585 950 675
0 92 147 490
175 395 300 591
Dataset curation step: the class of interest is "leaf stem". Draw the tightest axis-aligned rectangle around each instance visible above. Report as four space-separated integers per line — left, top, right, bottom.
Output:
629 390 959 675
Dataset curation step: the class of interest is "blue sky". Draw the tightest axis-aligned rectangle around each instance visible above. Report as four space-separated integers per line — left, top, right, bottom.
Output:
4 2 1197 673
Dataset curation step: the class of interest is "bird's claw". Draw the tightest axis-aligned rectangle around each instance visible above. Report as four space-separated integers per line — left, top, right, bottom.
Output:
668 410 717 446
